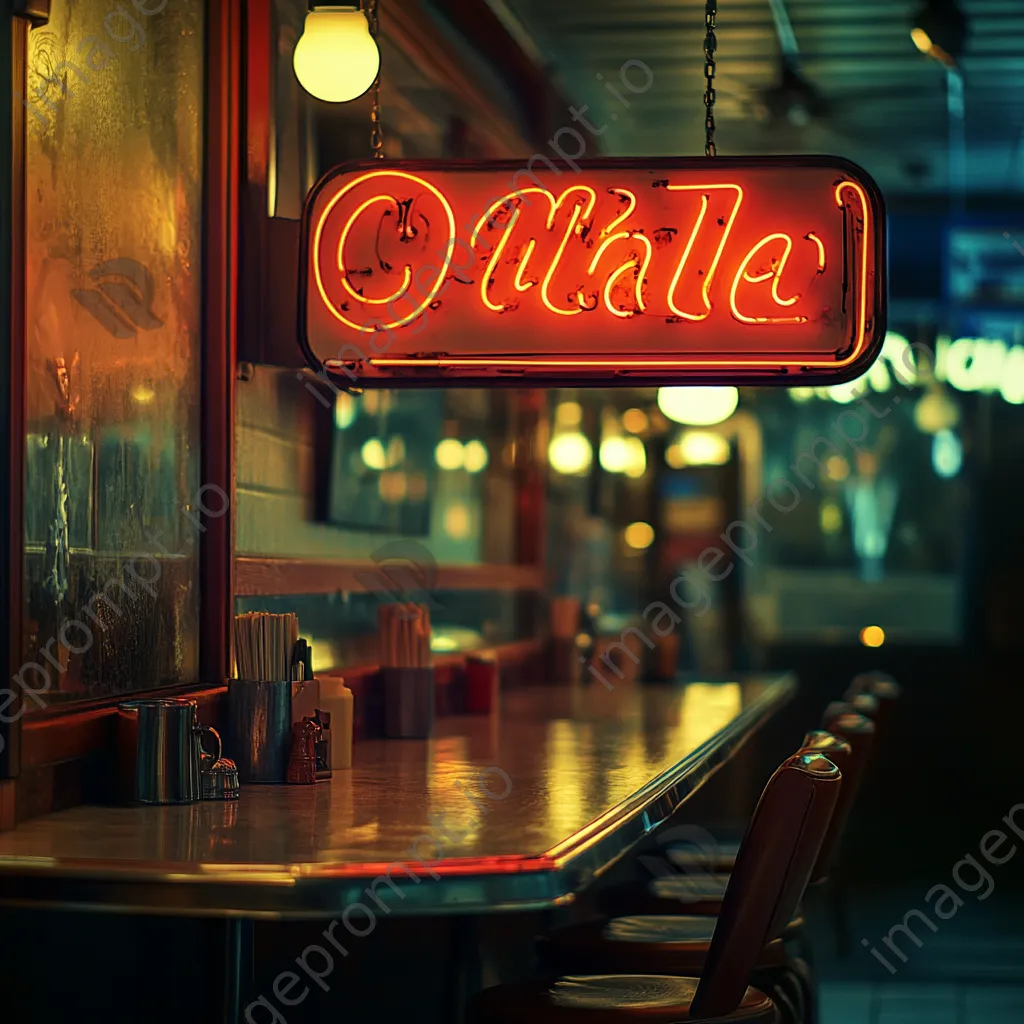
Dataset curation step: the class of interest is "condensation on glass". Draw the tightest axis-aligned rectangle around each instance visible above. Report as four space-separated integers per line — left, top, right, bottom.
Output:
21 0 204 704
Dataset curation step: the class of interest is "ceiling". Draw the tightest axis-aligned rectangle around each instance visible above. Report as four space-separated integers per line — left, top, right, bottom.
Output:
490 0 1024 197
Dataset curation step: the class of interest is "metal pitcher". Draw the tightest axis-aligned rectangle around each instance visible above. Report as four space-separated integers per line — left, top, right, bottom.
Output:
122 698 221 805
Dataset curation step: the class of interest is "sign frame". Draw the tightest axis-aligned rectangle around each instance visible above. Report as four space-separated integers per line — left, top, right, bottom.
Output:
299 155 886 389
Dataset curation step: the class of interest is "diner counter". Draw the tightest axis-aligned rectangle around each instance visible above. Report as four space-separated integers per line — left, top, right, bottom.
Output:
0 675 794 919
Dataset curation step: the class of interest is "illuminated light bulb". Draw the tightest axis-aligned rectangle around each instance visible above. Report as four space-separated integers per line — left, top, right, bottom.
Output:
463 439 489 473
599 436 630 474
293 6 380 103
789 387 815 403
435 438 464 471
548 431 592 476
678 431 730 466
911 0 967 69
624 521 655 550
820 502 843 535
665 443 686 470
860 625 885 648
911 27 932 53
443 502 472 540
657 386 738 426
824 455 850 482
555 401 583 427
360 437 386 470
334 392 357 430
914 384 960 434
378 471 407 503
622 408 649 434
622 436 647 478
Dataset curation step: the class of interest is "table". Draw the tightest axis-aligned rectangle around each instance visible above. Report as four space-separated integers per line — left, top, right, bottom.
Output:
0 675 795 1019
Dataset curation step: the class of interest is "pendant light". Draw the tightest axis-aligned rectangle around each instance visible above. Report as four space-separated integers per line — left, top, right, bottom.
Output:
911 0 967 70
293 3 380 103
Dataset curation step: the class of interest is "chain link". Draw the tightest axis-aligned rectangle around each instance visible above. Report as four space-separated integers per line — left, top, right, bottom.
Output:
367 0 384 159
704 0 717 157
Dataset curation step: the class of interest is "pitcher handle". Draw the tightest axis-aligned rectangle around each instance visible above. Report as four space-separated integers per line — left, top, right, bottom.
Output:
197 724 222 765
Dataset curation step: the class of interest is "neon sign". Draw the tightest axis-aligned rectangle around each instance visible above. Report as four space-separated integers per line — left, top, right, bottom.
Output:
300 158 886 387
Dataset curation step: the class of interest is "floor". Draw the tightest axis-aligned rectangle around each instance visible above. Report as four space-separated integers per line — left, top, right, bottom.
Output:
815 884 1024 1024
821 983 1024 1024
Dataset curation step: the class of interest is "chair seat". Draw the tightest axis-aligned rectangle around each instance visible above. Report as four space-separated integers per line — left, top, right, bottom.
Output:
466 974 778 1023
666 839 740 872
542 915 789 977
600 878 804 940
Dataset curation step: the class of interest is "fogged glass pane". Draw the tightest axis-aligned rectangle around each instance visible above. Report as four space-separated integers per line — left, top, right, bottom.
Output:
22 0 204 704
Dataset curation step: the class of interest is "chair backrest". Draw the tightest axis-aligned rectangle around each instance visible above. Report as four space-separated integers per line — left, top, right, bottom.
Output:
847 670 901 702
690 752 841 1019
807 714 875 882
822 692 877 728
847 671 900 739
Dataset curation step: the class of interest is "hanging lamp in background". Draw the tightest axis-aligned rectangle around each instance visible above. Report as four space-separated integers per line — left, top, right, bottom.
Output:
911 0 967 69
293 3 380 103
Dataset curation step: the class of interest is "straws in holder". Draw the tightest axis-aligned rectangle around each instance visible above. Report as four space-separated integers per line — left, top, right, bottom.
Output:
378 604 432 669
234 612 300 682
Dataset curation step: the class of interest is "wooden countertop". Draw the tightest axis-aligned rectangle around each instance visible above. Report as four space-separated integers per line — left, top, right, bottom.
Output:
0 675 794 919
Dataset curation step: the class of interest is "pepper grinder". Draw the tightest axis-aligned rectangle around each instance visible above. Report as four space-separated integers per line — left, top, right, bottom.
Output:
286 719 319 785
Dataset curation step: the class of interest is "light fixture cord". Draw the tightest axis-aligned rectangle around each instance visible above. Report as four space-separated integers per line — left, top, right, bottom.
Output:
704 0 717 156
367 0 384 159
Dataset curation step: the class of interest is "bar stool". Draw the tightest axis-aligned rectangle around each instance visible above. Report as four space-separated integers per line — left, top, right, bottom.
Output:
548 728 868 1024
466 752 842 1024
616 723 869 912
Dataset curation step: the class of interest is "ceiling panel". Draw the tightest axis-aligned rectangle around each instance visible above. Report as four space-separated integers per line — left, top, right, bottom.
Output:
497 0 1024 195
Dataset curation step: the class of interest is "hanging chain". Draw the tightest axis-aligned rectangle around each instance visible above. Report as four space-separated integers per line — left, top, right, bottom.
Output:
703 0 717 156
367 0 384 159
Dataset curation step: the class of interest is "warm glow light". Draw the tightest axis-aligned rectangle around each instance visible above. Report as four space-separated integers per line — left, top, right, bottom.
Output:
657 387 738 426
674 430 730 466
624 521 655 550
307 165 881 382
824 455 850 482
555 401 583 427
860 625 885 648
729 233 809 324
378 471 407 503
622 408 648 434
443 502 472 539
914 386 960 434
312 170 456 336
361 437 386 470
131 383 156 404
665 184 743 321
621 436 647 478
548 432 593 476
911 26 933 53
334 392 357 429
820 502 843 535
435 438 464 471
463 439 488 473
599 436 630 474
293 7 380 104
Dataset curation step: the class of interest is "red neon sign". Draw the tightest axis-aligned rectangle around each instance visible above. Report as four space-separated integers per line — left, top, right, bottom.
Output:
299 157 885 387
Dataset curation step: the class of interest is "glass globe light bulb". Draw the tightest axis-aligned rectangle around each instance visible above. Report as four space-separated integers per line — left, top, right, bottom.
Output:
293 6 380 103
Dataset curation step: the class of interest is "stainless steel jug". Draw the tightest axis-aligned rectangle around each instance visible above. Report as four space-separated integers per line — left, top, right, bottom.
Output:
123 698 222 804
